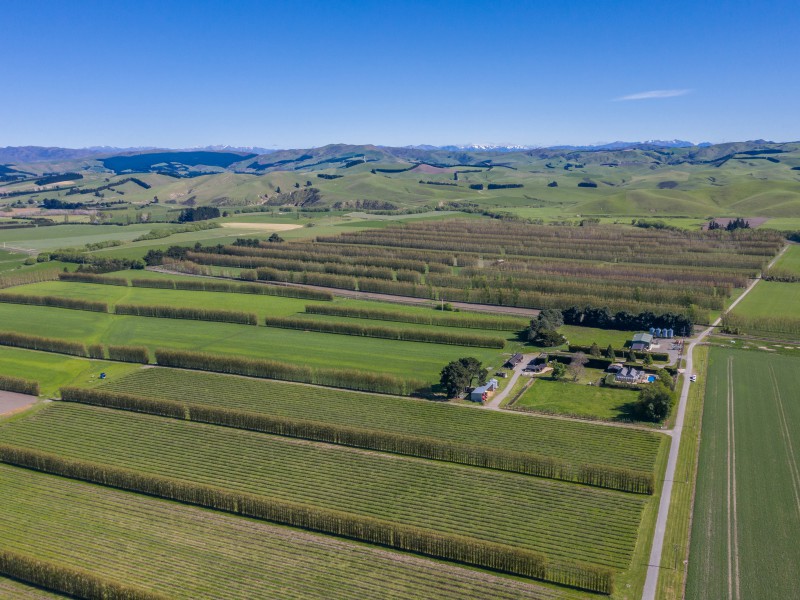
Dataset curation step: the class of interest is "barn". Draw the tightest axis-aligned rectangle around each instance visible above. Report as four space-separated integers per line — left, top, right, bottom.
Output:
631 332 653 351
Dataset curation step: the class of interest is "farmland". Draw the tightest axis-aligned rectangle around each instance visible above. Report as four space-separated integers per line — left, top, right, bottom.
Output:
171 219 783 327
0 301 507 385
0 403 647 577
0 465 580 600
686 347 800 599
724 280 800 337
100 367 664 475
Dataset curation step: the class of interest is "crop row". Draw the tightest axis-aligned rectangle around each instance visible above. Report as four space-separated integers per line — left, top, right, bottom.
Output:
304 304 528 330
0 465 577 600
721 313 800 337
62 387 654 493
263 316 506 348
105 368 663 472
0 403 645 574
116 303 258 325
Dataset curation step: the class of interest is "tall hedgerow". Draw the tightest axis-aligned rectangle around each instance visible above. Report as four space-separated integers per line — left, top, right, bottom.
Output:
154 349 422 395
0 549 168 600
115 304 257 325
0 375 39 396
264 316 505 348
108 345 150 364
0 293 108 313
0 331 87 357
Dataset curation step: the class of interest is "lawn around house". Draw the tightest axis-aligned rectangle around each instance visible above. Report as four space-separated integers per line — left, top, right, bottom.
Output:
511 377 640 421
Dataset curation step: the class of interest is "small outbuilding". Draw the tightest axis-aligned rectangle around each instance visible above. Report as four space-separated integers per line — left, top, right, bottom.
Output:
470 378 499 402
505 353 524 369
631 332 653 351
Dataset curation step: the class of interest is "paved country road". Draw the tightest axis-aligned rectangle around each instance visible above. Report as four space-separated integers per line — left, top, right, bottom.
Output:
641 243 789 600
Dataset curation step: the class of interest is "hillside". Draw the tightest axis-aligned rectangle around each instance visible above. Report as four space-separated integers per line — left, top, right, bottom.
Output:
1 141 799 224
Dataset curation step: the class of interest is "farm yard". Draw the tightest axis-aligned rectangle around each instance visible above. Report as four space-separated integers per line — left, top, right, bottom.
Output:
686 347 800 599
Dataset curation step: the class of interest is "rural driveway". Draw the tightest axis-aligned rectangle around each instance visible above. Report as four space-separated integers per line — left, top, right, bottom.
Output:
642 243 789 600
484 354 535 409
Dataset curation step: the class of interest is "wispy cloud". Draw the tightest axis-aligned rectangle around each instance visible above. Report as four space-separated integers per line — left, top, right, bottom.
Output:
614 89 691 101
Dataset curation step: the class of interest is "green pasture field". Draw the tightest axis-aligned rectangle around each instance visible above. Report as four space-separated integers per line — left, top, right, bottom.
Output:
0 466 578 600
771 243 800 274
0 402 646 571
512 378 639 421
2 280 526 340
0 223 163 252
0 346 137 399
558 325 635 349
103 367 664 473
0 301 508 384
729 280 800 318
686 348 800 599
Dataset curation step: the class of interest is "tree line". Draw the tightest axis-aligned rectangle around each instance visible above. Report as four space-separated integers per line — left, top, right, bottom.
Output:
264 316 506 348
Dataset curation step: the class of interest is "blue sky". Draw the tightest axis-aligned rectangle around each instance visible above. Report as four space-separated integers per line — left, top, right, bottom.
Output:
2 0 798 148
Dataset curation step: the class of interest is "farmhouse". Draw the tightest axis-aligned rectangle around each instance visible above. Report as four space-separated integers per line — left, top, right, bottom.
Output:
615 366 641 384
470 378 499 402
631 332 653 351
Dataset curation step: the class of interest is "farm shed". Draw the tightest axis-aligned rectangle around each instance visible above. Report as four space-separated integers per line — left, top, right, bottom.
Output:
631 332 653 351
505 353 524 368
470 378 499 402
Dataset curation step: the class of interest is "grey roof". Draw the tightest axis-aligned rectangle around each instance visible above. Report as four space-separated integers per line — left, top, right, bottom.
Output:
632 332 653 343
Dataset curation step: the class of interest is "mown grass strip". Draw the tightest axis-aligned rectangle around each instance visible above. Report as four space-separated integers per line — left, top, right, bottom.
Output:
61 386 653 494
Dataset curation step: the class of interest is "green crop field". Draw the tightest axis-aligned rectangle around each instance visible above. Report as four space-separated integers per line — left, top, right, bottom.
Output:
102 367 664 474
0 402 647 572
686 348 800 599
0 302 505 383
770 244 800 274
0 465 580 600
512 378 640 421
724 280 800 338
0 346 137 398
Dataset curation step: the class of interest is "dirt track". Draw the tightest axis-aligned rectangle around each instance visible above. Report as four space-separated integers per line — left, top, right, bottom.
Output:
0 391 36 415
